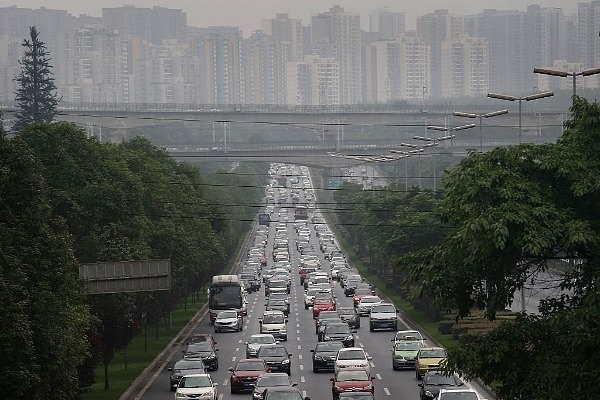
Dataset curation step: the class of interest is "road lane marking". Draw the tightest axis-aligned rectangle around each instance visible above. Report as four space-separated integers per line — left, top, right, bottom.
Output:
376 374 382 380
300 376 305 383
299 364 304 371
384 388 391 395
298 354 302 360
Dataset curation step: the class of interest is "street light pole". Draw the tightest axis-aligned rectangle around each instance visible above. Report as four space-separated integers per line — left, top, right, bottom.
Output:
423 124 476 191
453 109 509 149
487 91 554 144
534 67 600 97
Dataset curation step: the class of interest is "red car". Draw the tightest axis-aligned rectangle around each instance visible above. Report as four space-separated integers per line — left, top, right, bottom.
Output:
229 358 270 394
330 368 375 400
312 294 336 319
352 288 373 307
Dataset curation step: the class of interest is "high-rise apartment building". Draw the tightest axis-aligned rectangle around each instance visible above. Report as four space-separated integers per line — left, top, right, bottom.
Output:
440 36 488 98
102 6 186 45
262 13 303 62
369 7 406 39
364 34 430 102
286 55 339 106
311 6 362 104
417 9 465 98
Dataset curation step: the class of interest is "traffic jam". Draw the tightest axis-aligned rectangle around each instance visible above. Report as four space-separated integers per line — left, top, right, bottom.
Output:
167 163 485 400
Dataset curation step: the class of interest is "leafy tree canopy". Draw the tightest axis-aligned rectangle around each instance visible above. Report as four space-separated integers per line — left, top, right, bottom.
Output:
405 97 600 399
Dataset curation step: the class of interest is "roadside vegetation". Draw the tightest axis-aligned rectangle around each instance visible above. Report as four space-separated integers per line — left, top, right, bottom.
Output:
327 97 600 400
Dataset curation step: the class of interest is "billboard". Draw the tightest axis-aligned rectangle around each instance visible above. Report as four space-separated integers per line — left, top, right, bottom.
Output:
79 260 171 294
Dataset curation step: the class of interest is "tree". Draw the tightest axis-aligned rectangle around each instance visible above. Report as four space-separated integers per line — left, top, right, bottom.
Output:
405 97 600 399
0 126 90 399
12 26 60 132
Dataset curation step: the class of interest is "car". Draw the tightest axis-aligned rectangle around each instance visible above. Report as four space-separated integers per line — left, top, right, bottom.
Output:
356 296 382 316
259 310 288 341
266 299 290 316
167 358 207 391
391 339 424 370
418 371 464 400
415 347 447 380
214 309 243 332
187 333 217 346
182 340 219 371
336 306 360 329
343 278 363 296
311 341 345 372
256 344 293 375
304 287 329 309
321 323 356 347
316 310 343 334
330 367 375 400
352 287 373 307
174 373 218 400
338 394 375 400
252 372 297 400
269 292 290 305
368 302 398 331
312 294 336 319
393 330 426 346
436 387 485 400
317 318 345 340
334 347 373 375
228 358 271 393
246 333 278 358
261 386 311 400
265 279 289 295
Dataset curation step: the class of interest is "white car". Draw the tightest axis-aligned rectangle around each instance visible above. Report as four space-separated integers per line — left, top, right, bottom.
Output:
175 373 218 400
245 333 277 358
356 295 382 316
334 347 372 375
214 310 243 332
436 387 486 400
393 330 426 346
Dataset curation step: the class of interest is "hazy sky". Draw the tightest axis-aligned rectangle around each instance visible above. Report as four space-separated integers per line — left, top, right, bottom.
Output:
9 0 578 35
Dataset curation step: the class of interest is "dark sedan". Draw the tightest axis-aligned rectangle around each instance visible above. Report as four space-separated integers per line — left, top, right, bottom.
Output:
181 341 219 371
321 323 356 347
261 386 310 400
337 306 360 329
310 340 345 372
256 344 292 375
418 371 463 400
265 299 290 316
167 358 206 391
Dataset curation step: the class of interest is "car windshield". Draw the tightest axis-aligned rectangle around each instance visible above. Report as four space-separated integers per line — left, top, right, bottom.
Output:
439 393 478 400
361 297 380 304
237 361 266 371
179 375 212 388
354 288 371 295
316 342 344 352
265 391 302 400
337 308 355 315
314 297 333 304
338 395 374 400
187 342 212 352
263 314 285 323
174 359 205 370
338 349 366 360
249 335 275 344
372 305 395 313
424 374 457 385
270 280 287 287
326 325 351 334
269 300 286 306
256 374 291 387
319 312 339 320
258 347 287 357
337 369 369 381
218 310 238 318
394 342 422 351
420 349 447 358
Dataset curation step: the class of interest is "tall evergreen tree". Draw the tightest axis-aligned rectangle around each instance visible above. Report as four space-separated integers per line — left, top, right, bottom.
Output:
12 26 60 132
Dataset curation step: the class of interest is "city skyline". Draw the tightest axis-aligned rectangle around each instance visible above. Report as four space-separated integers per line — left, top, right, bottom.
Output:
12 0 579 35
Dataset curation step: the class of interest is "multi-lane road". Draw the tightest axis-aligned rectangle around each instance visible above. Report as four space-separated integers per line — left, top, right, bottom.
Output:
139 163 489 400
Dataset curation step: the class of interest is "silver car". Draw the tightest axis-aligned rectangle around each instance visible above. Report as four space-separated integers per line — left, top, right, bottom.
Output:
245 333 277 358
214 310 243 332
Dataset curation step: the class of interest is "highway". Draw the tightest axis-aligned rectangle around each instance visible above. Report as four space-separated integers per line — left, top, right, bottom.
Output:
139 163 489 400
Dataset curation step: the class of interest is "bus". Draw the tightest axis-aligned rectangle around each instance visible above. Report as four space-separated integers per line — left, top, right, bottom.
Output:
208 275 244 322
294 206 308 220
